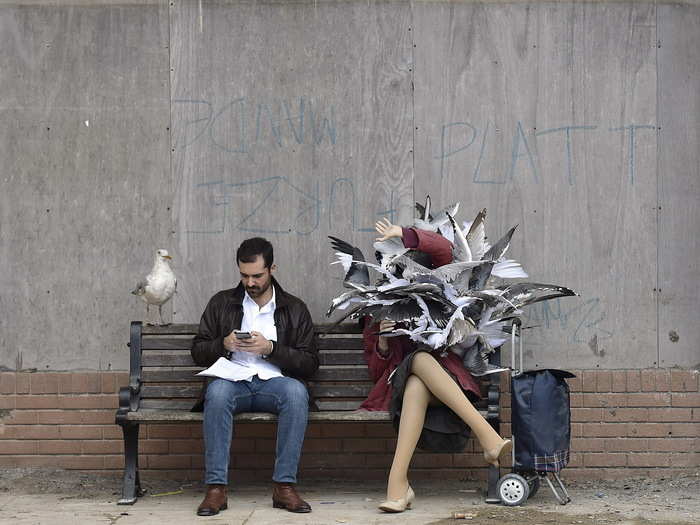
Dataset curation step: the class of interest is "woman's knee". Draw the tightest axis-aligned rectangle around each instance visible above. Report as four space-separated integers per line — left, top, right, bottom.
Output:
403 375 430 399
411 351 438 371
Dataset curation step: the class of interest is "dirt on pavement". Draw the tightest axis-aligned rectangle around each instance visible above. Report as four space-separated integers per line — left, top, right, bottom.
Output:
1 468 698 525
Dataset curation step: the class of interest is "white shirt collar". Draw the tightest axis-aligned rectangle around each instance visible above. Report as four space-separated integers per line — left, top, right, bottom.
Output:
243 285 276 313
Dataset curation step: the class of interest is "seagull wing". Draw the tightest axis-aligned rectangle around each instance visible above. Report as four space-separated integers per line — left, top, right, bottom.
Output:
447 316 477 347
373 237 409 269
468 261 495 291
499 283 578 311
429 202 460 230
433 261 486 283
391 254 432 280
491 259 528 279
131 280 147 296
484 225 517 261
464 208 488 260
415 201 426 220
328 236 370 288
377 298 423 323
447 212 472 262
326 288 369 316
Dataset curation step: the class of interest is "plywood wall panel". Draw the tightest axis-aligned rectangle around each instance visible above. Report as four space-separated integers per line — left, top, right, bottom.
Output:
0 2 170 370
413 2 658 369
658 3 700 368
170 0 414 322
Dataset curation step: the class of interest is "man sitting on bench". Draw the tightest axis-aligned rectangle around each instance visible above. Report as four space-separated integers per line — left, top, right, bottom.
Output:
190 237 318 516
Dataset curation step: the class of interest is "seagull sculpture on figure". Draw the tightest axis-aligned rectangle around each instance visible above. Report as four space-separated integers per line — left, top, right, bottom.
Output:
326 197 577 377
131 249 177 326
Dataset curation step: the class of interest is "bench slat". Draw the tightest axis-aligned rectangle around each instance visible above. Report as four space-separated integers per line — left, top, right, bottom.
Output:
141 338 194 350
142 353 196 367
142 324 199 335
141 336 362 351
318 352 365 365
140 399 197 410
315 337 363 349
313 368 370 381
140 323 363 336
139 396 489 412
309 384 372 397
142 370 204 382
314 324 363 334
140 383 373 399
141 351 366 367
123 408 390 423
316 400 364 411
124 406 488 422
141 367 371 383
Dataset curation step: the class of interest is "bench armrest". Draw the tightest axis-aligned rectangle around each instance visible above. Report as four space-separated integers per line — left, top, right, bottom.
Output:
117 321 144 420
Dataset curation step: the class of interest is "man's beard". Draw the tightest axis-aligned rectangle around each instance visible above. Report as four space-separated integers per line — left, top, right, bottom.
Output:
246 281 270 297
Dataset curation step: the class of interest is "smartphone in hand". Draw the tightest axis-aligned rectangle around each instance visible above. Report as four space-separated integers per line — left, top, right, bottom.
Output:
234 330 252 339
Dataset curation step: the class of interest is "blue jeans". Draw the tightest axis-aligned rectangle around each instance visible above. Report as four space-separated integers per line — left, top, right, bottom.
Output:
203 376 309 485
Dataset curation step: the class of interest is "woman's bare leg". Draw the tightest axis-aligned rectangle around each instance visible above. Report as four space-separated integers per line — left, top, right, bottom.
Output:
386 375 432 500
410 352 509 462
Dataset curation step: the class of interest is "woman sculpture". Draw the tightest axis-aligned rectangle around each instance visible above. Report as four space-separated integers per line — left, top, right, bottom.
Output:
360 219 512 513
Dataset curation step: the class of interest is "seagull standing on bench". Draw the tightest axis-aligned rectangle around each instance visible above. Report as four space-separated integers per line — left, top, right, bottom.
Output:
131 249 177 326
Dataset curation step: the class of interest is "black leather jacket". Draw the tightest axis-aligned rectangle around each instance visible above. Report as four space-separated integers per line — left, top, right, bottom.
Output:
190 278 318 411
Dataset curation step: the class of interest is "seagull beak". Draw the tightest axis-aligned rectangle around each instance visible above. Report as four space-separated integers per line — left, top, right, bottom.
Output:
163 255 172 260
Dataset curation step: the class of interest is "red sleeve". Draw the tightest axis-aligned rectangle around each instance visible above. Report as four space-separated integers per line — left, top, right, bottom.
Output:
413 228 454 267
401 227 419 249
362 320 406 383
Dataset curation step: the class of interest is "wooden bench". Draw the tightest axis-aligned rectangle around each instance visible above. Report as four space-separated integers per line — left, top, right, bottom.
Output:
115 321 504 505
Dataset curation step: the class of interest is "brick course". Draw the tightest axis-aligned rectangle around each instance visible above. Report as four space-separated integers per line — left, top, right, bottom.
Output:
0 369 697 481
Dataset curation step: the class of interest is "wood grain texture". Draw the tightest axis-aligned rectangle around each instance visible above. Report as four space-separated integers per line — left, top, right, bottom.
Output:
170 0 414 326
0 2 171 371
1 1 697 374
657 4 700 367
413 2 659 369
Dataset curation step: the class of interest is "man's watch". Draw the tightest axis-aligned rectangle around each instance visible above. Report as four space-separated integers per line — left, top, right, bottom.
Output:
262 340 275 360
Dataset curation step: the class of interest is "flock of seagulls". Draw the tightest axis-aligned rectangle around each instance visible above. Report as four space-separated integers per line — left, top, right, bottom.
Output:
327 196 577 376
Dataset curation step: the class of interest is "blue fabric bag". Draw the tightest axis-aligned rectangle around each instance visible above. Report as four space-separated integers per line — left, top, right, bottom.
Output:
511 369 575 473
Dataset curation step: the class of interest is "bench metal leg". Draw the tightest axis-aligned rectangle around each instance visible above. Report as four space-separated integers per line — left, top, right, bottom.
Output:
485 463 501 503
118 423 142 505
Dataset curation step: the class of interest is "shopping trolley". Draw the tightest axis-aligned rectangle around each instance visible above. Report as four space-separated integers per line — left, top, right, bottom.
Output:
495 318 573 506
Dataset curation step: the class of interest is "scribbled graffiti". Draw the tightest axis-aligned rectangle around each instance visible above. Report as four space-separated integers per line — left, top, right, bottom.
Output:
172 96 338 154
521 296 614 346
435 120 656 185
184 176 404 236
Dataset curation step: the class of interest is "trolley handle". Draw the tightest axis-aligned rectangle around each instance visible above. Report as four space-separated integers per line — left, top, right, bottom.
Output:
511 318 523 376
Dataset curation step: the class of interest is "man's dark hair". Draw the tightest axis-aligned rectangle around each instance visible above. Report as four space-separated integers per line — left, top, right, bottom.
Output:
237 237 274 268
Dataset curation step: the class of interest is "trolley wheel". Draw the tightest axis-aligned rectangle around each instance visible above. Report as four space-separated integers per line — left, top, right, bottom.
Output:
497 473 530 506
527 476 540 499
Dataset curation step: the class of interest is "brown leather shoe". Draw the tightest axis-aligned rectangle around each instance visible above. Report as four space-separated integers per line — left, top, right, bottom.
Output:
197 484 228 516
272 482 312 513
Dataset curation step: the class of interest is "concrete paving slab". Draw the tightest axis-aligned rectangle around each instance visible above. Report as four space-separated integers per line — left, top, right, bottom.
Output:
0 472 699 525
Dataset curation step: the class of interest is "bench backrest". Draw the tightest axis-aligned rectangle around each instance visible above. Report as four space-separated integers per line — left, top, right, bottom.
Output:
131 322 494 412
132 322 372 411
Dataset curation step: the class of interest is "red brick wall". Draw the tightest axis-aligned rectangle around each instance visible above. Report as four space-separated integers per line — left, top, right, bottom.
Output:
1 370 698 481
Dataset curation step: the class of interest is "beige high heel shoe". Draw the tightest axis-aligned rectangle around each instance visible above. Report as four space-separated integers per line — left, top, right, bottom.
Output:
378 485 415 513
483 439 512 467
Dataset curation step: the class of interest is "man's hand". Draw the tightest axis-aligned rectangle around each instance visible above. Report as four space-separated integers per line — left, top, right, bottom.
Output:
224 330 273 356
375 218 403 242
